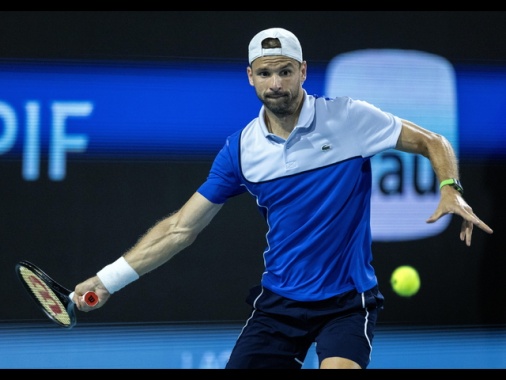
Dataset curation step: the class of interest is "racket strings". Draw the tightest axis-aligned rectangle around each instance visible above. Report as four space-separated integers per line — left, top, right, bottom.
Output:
18 266 73 327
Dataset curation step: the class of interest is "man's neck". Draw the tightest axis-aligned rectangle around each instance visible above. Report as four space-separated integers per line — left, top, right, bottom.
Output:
265 112 299 139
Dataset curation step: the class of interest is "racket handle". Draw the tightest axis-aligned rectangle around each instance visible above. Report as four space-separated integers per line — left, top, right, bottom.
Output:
69 291 99 307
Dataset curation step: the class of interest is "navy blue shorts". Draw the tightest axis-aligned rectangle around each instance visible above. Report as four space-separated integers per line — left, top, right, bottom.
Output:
225 285 384 369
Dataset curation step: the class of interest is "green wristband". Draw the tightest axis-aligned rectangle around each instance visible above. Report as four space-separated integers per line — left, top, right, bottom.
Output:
439 178 464 195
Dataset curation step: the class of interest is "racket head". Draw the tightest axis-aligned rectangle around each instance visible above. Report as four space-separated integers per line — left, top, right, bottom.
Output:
15 260 76 329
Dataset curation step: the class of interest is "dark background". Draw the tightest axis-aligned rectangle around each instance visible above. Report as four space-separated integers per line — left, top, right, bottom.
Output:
0 11 504 327
1 11 506 63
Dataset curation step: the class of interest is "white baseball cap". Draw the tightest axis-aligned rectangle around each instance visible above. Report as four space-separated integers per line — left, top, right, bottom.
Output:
248 27 303 65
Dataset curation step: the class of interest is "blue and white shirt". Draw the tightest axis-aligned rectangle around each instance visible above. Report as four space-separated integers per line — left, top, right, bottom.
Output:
198 90 402 302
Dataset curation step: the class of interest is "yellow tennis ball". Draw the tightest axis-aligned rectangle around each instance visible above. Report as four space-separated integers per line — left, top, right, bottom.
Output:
390 265 420 297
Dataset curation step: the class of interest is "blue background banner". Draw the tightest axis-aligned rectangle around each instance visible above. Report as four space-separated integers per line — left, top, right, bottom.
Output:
1 60 505 163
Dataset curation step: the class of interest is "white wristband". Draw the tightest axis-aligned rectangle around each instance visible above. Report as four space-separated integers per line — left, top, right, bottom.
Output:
97 256 139 294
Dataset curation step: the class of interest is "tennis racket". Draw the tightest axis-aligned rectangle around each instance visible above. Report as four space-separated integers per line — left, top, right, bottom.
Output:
15 260 98 329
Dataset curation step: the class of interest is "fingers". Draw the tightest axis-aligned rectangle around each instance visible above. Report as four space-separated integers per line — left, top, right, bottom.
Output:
73 276 110 311
426 209 445 224
427 202 493 246
463 214 494 246
460 220 474 247
473 218 494 235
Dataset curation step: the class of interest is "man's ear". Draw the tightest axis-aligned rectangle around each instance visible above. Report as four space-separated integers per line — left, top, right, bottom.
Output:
247 67 254 86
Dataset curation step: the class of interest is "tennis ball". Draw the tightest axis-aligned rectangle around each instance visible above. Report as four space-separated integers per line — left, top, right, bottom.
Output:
390 265 420 297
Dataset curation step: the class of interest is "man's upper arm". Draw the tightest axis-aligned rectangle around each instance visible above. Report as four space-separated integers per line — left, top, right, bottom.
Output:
395 119 432 156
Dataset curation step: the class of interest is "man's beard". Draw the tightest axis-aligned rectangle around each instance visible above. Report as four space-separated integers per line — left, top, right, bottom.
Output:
258 87 300 117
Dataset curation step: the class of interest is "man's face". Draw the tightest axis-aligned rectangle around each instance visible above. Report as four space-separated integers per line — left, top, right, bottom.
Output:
247 56 306 116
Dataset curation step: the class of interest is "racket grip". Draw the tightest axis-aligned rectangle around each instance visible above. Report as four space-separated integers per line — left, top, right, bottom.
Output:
69 291 99 307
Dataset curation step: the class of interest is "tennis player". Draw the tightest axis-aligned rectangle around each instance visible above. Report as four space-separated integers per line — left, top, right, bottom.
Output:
72 27 493 369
